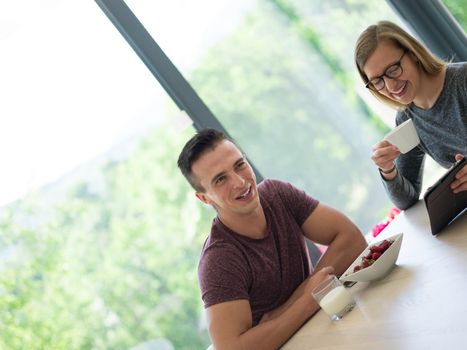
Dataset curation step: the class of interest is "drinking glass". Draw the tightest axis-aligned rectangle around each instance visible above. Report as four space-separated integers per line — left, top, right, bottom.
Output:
311 274 356 321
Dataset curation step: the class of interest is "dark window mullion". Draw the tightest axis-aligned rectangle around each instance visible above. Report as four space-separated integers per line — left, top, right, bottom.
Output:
386 0 467 62
94 0 263 181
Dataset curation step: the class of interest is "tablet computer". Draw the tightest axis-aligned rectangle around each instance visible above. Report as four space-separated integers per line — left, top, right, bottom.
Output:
423 158 467 235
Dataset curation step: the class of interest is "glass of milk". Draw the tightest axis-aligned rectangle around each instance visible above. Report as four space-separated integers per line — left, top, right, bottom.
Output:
311 275 356 321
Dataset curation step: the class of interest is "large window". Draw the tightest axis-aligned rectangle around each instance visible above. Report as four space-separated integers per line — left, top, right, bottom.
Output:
3 0 462 349
0 1 211 349
127 0 404 231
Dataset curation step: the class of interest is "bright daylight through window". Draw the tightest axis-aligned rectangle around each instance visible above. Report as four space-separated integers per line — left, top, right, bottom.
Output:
4 0 465 349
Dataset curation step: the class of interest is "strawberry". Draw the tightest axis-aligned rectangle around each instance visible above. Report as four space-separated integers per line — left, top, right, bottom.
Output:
378 240 391 252
369 244 384 253
370 239 392 253
352 239 394 274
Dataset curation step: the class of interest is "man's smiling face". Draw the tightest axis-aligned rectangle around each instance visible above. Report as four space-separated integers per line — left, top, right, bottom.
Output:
192 140 260 220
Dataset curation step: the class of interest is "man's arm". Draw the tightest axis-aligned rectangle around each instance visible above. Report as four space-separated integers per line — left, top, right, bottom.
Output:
259 203 366 321
302 203 367 275
206 267 334 350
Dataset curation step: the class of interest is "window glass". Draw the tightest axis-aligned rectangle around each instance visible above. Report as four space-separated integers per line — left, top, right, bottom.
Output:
442 0 467 31
0 1 210 349
127 0 403 232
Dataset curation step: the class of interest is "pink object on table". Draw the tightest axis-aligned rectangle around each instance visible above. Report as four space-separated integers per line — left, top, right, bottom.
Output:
370 207 401 238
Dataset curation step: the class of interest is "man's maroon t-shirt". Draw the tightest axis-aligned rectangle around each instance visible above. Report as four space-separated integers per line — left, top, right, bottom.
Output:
198 179 319 325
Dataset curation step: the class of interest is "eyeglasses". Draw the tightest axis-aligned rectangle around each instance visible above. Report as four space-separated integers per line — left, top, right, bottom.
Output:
365 49 407 91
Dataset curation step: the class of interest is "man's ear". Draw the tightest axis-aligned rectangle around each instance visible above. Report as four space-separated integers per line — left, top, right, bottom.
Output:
195 191 210 205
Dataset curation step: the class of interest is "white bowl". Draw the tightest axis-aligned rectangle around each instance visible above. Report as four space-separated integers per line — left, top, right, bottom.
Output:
340 233 403 282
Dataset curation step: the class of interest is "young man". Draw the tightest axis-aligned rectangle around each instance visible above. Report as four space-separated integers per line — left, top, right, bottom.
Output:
177 129 367 350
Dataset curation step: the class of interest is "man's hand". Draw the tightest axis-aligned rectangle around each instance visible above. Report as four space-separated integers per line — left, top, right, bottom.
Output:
451 154 467 194
259 266 335 323
207 266 335 350
301 266 335 297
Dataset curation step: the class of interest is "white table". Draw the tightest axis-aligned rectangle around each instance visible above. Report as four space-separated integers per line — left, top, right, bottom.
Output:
282 200 467 350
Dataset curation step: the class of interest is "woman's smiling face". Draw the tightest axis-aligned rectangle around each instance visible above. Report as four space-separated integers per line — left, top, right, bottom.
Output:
363 40 420 105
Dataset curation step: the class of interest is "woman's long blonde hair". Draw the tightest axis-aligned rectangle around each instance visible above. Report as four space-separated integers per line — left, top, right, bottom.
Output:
355 20 446 110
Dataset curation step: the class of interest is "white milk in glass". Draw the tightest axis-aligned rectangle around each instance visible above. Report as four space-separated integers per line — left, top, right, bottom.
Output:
319 286 354 316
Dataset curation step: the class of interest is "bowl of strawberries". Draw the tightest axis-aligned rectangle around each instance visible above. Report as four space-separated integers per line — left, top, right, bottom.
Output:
340 233 403 282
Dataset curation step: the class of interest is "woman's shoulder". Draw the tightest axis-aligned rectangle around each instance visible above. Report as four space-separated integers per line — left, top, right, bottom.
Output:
447 62 467 80
395 110 409 125
445 62 467 94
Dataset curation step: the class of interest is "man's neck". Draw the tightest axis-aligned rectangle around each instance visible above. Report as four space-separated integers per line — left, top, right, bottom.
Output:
218 206 267 239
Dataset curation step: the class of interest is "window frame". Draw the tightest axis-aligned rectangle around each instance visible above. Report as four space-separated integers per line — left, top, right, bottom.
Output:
386 0 467 62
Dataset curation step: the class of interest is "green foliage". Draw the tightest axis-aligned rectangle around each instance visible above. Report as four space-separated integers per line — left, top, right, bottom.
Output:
270 0 351 88
0 122 212 349
270 0 398 134
190 0 393 231
0 1 421 348
442 0 467 31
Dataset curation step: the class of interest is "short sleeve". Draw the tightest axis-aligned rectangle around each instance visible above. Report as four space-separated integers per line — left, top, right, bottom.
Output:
198 242 251 308
268 179 319 226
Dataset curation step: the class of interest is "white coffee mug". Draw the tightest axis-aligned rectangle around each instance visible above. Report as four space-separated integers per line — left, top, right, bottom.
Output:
384 119 420 154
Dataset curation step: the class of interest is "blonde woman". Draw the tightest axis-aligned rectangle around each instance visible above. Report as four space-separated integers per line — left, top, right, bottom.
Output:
355 20 467 210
